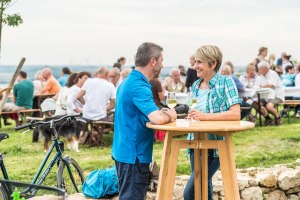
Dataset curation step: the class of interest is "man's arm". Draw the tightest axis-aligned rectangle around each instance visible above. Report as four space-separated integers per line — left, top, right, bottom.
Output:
107 98 115 111
0 87 11 94
77 90 86 105
148 108 177 125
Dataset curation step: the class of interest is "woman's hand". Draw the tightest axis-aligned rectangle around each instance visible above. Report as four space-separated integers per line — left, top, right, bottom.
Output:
187 109 206 121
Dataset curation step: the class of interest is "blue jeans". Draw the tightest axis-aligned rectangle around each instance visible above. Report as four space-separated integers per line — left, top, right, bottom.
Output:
183 150 220 200
115 159 149 200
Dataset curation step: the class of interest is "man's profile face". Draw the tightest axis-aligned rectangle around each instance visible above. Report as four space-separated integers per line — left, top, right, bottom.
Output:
152 52 163 78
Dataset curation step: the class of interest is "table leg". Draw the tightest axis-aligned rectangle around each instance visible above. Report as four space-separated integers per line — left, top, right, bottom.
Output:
156 131 173 200
194 132 201 200
164 140 180 199
258 93 262 126
202 133 208 200
218 133 240 200
288 105 290 124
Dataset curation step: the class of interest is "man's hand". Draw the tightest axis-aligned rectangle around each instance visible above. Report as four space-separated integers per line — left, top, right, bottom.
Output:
161 108 177 122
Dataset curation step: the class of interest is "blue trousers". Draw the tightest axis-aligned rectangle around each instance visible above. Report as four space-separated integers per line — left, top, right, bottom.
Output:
183 150 220 200
115 159 149 200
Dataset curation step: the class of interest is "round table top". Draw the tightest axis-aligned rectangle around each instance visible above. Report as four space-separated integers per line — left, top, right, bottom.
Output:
146 119 255 132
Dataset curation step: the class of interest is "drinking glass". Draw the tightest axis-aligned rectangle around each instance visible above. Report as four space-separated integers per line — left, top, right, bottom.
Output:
187 92 198 110
166 92 177 109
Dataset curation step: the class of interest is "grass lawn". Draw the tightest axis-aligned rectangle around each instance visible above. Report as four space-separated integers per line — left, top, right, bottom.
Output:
0 117 300 187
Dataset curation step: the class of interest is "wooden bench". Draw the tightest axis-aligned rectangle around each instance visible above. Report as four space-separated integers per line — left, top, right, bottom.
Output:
281 100 300 123
79 120 114 147
0 109 42 127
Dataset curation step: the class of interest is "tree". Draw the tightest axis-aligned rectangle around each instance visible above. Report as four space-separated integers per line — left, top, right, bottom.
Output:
0 0 23 58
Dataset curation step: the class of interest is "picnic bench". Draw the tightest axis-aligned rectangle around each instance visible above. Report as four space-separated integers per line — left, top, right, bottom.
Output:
0 109 42 127
281 100 300 123
79 120 114 147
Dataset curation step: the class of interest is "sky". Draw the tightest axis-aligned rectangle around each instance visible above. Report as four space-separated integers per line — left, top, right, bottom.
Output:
1 0 300 67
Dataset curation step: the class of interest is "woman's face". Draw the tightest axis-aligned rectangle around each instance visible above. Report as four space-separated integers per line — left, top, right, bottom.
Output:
247 67 256 78
194 59 215 79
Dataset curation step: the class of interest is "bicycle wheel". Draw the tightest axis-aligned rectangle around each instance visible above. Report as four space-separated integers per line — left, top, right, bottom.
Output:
57 157 84 194
0 183 9 200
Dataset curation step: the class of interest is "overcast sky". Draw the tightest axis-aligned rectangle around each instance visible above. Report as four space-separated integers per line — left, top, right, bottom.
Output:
1 0 300 67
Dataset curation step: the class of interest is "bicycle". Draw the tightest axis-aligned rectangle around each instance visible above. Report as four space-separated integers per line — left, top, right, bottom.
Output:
0 114 85 199
0 179 66 200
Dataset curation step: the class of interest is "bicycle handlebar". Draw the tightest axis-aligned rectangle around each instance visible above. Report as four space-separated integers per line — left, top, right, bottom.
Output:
14 114 82 131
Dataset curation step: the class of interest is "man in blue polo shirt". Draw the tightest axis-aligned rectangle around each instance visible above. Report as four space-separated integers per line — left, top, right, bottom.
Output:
112 42 177 200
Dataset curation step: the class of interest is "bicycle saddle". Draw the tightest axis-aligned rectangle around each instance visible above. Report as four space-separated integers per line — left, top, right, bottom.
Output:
0 133 9 142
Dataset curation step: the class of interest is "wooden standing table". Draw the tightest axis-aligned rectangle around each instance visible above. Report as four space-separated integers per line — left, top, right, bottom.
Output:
147 120 255 200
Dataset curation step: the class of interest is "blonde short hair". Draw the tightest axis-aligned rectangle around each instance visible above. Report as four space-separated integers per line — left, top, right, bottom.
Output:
120 67 132 79
194 45 223 72
246 63 256 72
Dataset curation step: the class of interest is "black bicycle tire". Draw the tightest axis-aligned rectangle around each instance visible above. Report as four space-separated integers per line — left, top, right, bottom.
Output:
0 183 9 200
57 157 84 194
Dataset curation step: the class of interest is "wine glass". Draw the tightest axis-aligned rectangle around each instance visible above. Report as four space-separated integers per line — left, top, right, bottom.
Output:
187 92 198 110
166 92 177 109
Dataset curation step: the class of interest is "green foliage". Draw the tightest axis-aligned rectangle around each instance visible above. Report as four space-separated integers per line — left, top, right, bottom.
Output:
3 13 23 27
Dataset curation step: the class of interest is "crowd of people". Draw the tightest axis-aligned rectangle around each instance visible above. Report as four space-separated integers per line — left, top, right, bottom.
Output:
1 42 299 200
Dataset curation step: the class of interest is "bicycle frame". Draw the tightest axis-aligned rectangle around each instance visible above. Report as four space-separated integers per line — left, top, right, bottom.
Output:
1 120 69 197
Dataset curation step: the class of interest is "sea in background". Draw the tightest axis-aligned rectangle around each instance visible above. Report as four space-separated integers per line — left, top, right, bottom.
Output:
0 64 245 88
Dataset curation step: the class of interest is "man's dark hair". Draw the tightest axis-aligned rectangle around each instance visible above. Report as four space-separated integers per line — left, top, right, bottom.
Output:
135 42 163 67
62 67 71 75
19 71 27 79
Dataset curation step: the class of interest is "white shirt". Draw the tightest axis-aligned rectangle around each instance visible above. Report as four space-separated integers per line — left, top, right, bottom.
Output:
55 87 69 116
81 78 116 120
33 80 43 95
259 69 284 101
239 73 261 88
67 85 82 115
295 73 300 87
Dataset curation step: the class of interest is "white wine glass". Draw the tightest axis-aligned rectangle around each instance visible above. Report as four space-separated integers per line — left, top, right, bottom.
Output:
166 92 177 109
188 92 198 110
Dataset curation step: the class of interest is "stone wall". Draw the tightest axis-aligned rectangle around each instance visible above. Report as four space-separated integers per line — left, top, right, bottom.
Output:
147 162 300 200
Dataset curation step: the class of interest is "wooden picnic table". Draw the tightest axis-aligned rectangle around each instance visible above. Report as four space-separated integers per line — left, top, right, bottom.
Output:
147 120 255 200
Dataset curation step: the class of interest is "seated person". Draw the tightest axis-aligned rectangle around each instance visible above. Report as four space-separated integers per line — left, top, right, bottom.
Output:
77 67 116 122
256 61 284 126
281 65 295 87
41 68 61 94
109 67 121 89
164 68 185 93
220 65 252 121
239 63 261 88
54 73 78 116
67 71 91 115
58 67 71 87
2 71 34 125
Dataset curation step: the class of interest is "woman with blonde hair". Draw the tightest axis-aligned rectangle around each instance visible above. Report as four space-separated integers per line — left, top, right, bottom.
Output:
183 45 241 200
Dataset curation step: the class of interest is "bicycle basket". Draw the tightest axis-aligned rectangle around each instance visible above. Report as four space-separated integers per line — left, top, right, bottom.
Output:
0 179 66 200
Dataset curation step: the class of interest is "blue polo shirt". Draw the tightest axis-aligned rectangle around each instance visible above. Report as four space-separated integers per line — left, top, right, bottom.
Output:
112 70 159 164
